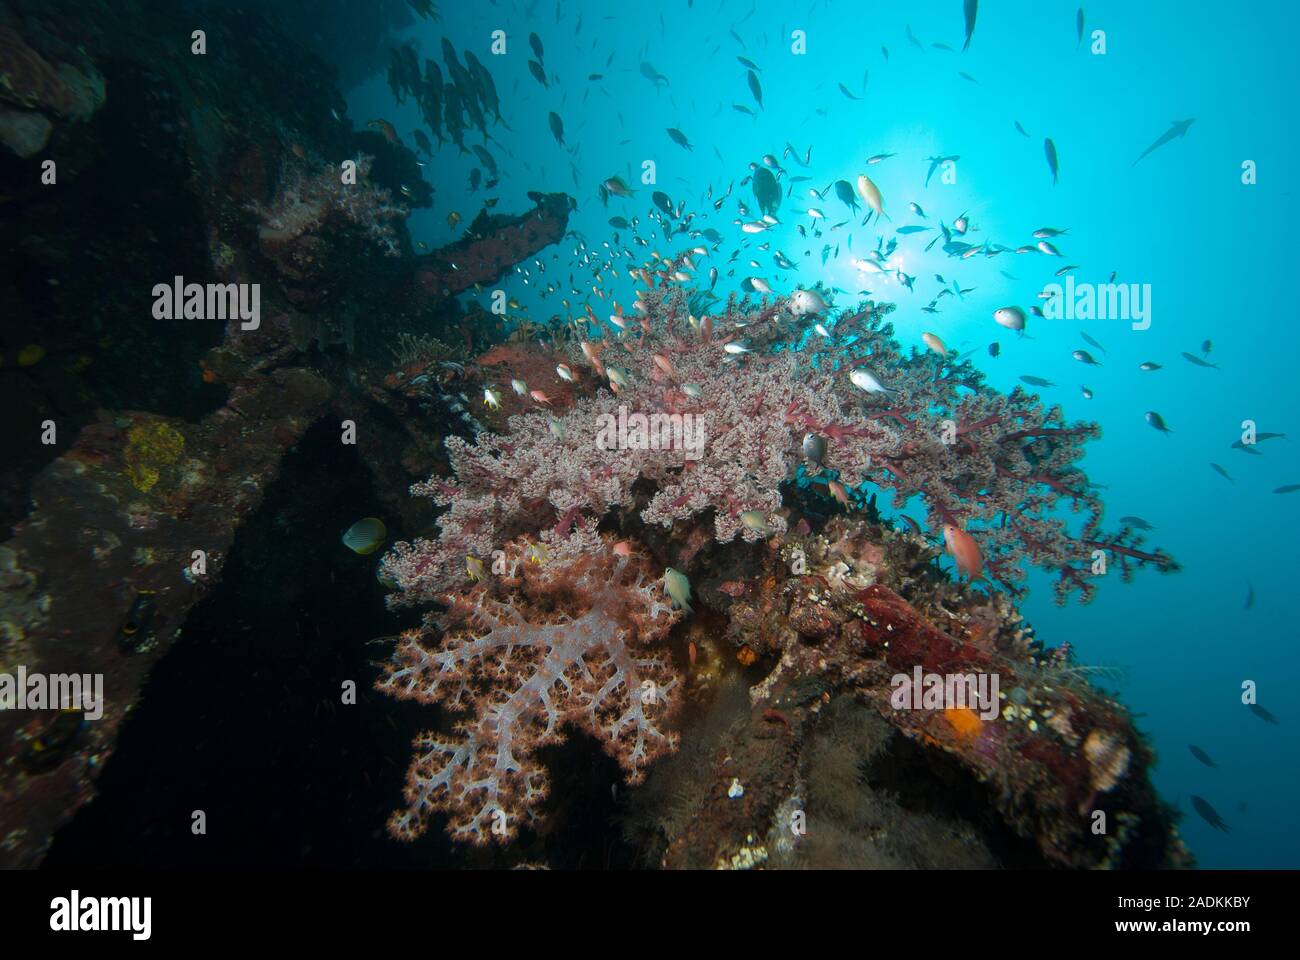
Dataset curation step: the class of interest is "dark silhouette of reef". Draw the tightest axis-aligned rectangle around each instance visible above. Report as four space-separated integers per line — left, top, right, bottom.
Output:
0 0 568 867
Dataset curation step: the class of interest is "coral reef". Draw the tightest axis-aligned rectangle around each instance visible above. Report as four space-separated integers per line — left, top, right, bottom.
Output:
650 519 1186 869
384 281 1175 604
376 274 1184 864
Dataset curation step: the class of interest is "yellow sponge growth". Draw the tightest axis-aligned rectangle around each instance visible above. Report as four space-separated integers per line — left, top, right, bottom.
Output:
124 421 185 493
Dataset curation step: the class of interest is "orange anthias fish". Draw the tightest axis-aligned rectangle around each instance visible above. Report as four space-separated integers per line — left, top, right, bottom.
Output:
827 479 850 506
942 524 984 580
368 119 399 144
529 390 553 405
580 340 606 377
652 353 675 378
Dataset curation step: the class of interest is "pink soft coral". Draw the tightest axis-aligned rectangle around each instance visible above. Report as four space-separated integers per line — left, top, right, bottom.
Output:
377 533 681 844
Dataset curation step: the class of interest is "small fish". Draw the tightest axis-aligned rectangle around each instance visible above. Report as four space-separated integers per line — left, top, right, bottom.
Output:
826 479 850 506
528 59 548 87
367 118 398 143
943 524 983 580
739 511 771 536
548 417 566 440
548 111 564 145
1019 375 1055 388
855 173 887 220
988 342 1000 358
747 69 763 108
1044 138 1059 185
483 387 502 409
667 127 693 150
849 367 893 394
962 0 979 51
802 432 826 466
640 61 670 86
993 306 1026 332
556 363 575 381
602 175 635 198
1247 703 1278 725
511 379 528 396
1244 583 1255 610
1189 745 1216 768
1210 463 1233 483
838 82 862 100
1273 484 1300 494
342 518 387 555
922 332 947 356
1119 516 1155 531
1182 352 1219 369
1072 349 1101 366
723 342 751 355
1080 385 1094 399
466 555 486 581
788 288 828 316
682 383 702 399
1190 796 1229 833
1138 361 1162 371
1133 119 1195 167
1080 332 1106 353
664 567 693 613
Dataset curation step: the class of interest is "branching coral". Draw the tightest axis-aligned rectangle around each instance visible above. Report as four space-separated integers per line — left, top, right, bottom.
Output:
377 533 682 844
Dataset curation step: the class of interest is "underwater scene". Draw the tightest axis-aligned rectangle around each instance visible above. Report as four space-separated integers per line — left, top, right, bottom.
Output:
1 0 1297 881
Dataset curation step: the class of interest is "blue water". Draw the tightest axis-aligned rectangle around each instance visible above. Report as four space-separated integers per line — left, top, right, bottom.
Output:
347 0 1299 868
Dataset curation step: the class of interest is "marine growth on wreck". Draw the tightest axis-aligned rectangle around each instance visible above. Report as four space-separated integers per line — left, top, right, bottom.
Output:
0 0 1293 883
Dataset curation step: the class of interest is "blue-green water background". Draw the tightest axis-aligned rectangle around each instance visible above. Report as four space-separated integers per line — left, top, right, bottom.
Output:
347 0 1299 868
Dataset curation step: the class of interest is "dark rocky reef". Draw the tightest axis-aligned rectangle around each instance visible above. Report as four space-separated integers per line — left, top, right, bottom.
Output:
0 0 569 865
